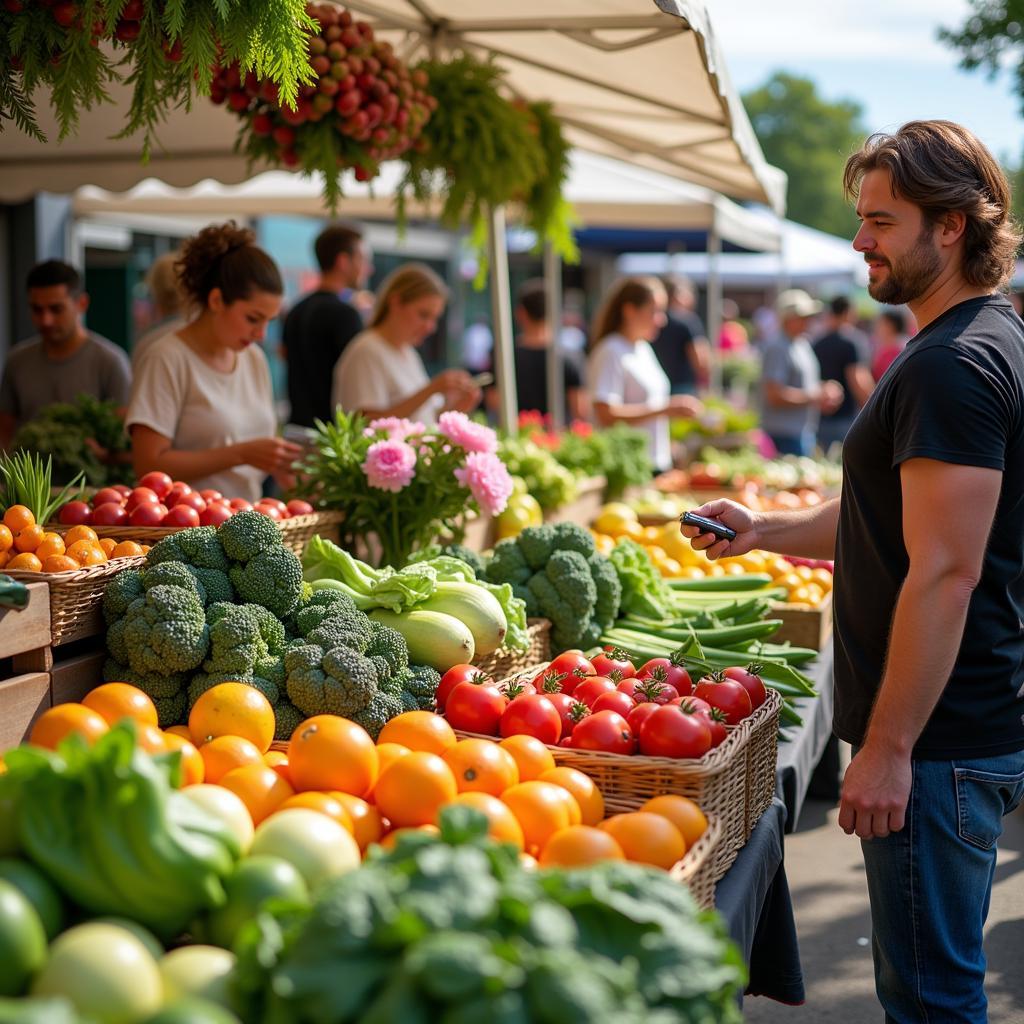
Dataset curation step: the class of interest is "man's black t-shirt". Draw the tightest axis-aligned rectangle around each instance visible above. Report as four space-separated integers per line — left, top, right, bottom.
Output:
283 290 363 427
813 326 869 421
514 346 582 421
652 311 705 392
834 295 1024 759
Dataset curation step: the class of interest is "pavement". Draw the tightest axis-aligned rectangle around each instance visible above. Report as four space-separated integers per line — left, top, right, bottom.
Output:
744 746 1024 1023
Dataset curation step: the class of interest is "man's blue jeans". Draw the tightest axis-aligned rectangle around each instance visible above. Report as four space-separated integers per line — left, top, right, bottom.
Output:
859 751 1024 1022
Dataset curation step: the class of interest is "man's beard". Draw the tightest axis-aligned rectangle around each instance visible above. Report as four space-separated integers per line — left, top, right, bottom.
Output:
866 228 941 305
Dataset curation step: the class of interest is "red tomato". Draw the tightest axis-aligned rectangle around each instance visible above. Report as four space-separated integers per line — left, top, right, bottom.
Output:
254 504 283 521
444 680 507 735
499 678 537 701
591 648 635 679
546 651 595 681
541 691 581 738
590 690 637 719
532 667 572 695
112 484 133 498
90 502 129 526
626 700 660 735
723 666 768 710
638 706 712 759
636 658 692 696
259 497 288 513
58 501 92 525
570 710 635 755
138 471 172 500
499 694 562 745
162 504 201 528
174 492 207 514
693 675 753 725
621 675 679 705
699 709 729 747
129 502 168 526
573 676 618 709
199 489 224 502
165 483 193 507
92 487 124 508
436 664 486 710
125 487 160 512
228 498 253 511
286 499 315 516
674 695 712 715
199 504 234 527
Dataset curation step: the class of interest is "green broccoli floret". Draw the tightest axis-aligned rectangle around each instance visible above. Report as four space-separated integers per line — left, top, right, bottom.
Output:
401 663 441 711
588 553 622 630
526 549 599 652
517 524 557 571
486 538 533 586
363 623 409 677
203 606 269 678
512 582 539 618
247 676 281 707
399 689 420 713
255 654 287 690
284 643 378 718
349 690 403 741
186 567 235 607
143 561 205 604
218 509 281 563
102 569 144 626
378 669 405 699
306 610 372 654
550 521 597 558
438 544 487 577
153 691 187 729
145 533 188 567
102 658 187 700
122 585 210 675
106 616 130 665
273 702 306 743
248 603 287 656
291 589 358 637
176 527 230 571
229 546 304 618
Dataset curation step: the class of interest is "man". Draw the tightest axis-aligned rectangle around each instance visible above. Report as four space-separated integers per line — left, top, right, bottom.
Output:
0 260 131 450
650 274 710 394
282 221 371 427
759 289 843 456
812 295 875 451
684 120 1024 1022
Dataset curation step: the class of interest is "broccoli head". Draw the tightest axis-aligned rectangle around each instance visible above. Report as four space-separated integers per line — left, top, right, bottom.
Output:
247 603 287 656
349 690 403 741
153 691 188 729
144 533 189 567
218 509 281 563
122 584 210 675
102 657 187 700
203 606 269 678
273 702 306 743
143 561 205 604
176 527 230 571
285 643 378 719
401 663 440 711
526 549 598 653
230 546 304 618
255 653 287 689
187 566 235 607
517 524 557 571
363 623 409 678
106 616 130 665
550 521 597 559
485 538 533 586
291 588 358 638
305 609 373 654
102 569 144 626
399 689 421 713
588 553 622 630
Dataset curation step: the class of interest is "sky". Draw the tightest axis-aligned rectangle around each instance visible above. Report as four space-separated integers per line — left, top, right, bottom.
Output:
712 0 1024 165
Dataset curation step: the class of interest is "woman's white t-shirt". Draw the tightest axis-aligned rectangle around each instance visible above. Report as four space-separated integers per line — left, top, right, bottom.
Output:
587 333 672 471
126 332 277 503
332 329 442 426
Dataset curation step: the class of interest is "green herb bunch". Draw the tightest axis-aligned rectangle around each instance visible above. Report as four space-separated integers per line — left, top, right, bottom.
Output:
0 450 85 524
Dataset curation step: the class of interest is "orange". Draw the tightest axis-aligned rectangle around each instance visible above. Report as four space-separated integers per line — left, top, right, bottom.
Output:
82 682 159 728
443 738 519 796
112 541 144 559
41 555 79 573
262 749 292 784
33 533 64 560
98 538 117 557
165 724 192 740
198 735 264 784
448 792 525 850
161 732 205 786
63 524 98 547
135 723 167 754
598 812 686 870
189 682 276 753
0 524 12 553
374 742 410 780
140 545 151 554
29 703 109 750
0 551 9 570
641 795 707 849
2 505 35 532
330 793 384 851
379 824 440 850
6 552 42 572
539 767 604 826
65 540 104 566
287 715 379 797
499 735 555 781
539 825 626 868
501 781 574 855
378 711 456 755
277 792 353 833
374 751 457 829
219 764 294 825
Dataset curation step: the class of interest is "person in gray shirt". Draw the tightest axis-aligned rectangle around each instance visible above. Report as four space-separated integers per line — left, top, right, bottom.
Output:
759 289 843 456
0 260 132 449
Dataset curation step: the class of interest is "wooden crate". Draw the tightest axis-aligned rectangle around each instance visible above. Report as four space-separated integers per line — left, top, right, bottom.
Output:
0 673 50 750
770 591 833 650
0 582 53 749
545 475 606 527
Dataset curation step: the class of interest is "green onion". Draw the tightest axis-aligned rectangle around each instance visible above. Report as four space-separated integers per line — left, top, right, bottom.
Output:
0 451 85 525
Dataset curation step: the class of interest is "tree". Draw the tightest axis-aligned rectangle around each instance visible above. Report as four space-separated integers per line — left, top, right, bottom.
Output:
742 72 866 237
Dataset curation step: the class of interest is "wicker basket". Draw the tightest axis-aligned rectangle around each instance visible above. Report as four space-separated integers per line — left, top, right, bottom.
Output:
670 812 723 910
472 618 551 680
742 687 783 836
5 556 146 646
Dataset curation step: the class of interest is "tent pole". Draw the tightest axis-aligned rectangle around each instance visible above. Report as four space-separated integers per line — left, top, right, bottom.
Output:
543 240 565 430
488 205 518 432
706 212 722 395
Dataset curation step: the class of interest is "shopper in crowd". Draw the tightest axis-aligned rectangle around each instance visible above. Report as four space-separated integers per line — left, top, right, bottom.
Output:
684 119 1024 1023
587 276 703 473
332 263 479 425
718 298 749 352
461 315 493 373
127 221 301 503
282 221 371 427
650 273 710 394
758 289 843 456
0 259 131 450
510 279 588 423
871 307 911 380
133 251 188 364
812 295 874 450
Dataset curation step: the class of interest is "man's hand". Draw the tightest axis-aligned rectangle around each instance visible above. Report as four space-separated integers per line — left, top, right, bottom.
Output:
838 743 912 839
818 380 845 414
679 498 761 559
668 394 704 418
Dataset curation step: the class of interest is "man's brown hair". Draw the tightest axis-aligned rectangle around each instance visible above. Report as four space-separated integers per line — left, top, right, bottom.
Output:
843 120 1021 290
314 222 363 272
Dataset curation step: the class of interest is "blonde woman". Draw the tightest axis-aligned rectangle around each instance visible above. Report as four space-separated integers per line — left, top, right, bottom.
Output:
332 263 479 425
587 276 703 472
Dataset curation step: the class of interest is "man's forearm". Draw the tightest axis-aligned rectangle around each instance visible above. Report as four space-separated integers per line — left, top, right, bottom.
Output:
753 498 840 560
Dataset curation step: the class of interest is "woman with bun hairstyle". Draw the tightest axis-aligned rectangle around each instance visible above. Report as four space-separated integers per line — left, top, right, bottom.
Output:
332 262 479 425
587 276 703 472
127 222 302 503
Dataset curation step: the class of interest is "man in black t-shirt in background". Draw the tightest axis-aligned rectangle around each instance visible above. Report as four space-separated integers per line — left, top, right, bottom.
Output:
812 295 874 450
651 274 709 394
683 121 1024 1022
283 222 371 427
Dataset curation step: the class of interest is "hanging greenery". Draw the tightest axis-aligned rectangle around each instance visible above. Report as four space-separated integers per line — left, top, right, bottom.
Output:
0 0 316 153
211 1 434 211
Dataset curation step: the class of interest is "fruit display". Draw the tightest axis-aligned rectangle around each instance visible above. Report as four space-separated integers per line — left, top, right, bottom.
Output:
497 434 579 512
668 395 760 442
657 445 842 497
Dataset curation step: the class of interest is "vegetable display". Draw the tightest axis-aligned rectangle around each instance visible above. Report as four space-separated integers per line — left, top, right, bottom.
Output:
498 434 578 512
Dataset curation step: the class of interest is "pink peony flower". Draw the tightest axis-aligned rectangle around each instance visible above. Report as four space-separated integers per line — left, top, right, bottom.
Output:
437 411 498 454
364 417 425 440
361 439 417 492
454 451 514 517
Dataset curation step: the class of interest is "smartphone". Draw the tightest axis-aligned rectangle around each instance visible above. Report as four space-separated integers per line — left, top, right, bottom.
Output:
680 511 737 542
471 372 494 388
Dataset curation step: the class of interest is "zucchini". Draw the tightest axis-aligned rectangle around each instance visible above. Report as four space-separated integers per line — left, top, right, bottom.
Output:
417 580 507 656
369 608 475 671
668 573 774 592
